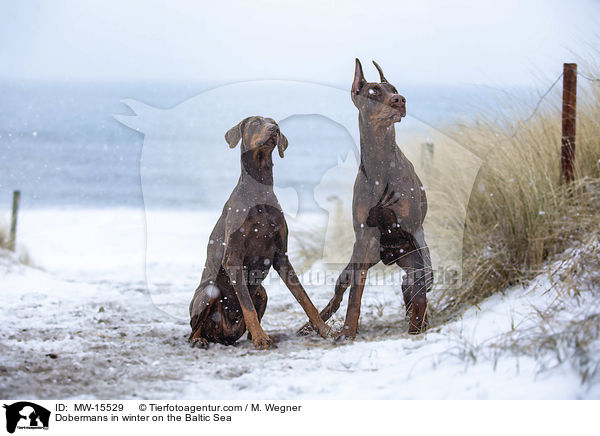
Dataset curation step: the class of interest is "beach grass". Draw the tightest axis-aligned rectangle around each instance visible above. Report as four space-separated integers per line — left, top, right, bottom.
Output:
431 60 600 323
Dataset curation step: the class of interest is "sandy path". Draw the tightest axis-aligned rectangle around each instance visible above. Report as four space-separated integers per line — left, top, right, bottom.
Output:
2 252 597 400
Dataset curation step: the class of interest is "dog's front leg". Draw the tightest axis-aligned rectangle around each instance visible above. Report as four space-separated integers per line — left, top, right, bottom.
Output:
336 236 379 340
223 252 273 350
339 263 370 340
297 262 354 336
274 253 331 339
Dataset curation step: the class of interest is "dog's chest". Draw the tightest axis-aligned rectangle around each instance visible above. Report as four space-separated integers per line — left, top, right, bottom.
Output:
236 204 286 256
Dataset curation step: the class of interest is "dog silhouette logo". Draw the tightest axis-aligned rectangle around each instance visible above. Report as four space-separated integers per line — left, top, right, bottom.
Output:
3 402 50 433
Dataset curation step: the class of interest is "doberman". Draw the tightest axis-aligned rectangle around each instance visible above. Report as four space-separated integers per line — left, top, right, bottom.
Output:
189 116 331 350
300 59 433 339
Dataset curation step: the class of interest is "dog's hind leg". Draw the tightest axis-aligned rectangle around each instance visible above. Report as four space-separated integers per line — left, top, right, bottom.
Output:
189 284 220 347
247 285 267 341
297 235 378 336
297 262 352 336
255 284 268 322
395 228 432 334
321 262 353 322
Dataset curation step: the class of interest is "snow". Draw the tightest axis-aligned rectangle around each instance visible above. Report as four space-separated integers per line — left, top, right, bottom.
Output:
1 208 598 399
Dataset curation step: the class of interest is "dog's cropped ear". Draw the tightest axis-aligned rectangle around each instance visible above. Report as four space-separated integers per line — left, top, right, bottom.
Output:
352 58 366 95
372 60 388 83
277 133 288 158
225 121 243 148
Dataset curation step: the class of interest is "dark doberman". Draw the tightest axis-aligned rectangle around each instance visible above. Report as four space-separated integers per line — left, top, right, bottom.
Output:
189 116 331 350
300 59 433 339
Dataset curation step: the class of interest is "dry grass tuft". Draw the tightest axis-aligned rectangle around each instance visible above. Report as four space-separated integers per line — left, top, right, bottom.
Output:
431 62 600 323
0 222 12 252
0 221 31 265
0 225 7 249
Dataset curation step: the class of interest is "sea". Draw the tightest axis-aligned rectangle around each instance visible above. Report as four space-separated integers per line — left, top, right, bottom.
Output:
0 80 533 212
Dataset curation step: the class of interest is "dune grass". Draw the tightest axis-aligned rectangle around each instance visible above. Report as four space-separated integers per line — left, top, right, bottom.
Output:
0 223 9 251
0 221 31 265
431 62 600 323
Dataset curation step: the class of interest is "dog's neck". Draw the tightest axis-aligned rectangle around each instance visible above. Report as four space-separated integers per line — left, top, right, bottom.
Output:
358 114 397 180
240 150 274 188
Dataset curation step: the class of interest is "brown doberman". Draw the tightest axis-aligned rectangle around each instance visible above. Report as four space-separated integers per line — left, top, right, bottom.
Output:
189 116 331 350
300 59 433 339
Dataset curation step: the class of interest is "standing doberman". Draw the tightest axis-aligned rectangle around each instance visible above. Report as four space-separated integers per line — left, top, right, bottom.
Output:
189 116 331 350
301 59 433 339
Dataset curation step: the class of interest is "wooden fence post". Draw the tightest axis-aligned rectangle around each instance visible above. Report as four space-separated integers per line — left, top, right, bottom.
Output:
561 63 577 184
8 190 20 252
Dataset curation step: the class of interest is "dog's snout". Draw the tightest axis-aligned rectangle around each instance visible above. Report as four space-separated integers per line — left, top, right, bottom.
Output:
390 94 406 116
266 124 279 132
391 94 406 105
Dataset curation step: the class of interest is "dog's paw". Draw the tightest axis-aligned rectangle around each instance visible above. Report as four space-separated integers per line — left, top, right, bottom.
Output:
296 322 316 336
190 337 210 349
408 313 429 335
252 334 274 350
317 323 333 339
333 326 356 343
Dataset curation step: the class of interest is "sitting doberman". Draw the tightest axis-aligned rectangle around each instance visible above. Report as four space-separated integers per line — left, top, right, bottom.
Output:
189 116 331 350
301 59 433 339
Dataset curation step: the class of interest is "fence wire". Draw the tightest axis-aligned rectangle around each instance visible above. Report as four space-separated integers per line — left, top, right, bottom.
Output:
578 72 600 82
510 69 599 139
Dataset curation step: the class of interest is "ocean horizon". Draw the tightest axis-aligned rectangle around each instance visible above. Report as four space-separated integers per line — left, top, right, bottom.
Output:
1 79 536 211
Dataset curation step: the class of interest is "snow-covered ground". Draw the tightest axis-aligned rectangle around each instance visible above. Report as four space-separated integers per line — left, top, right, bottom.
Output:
1 209 599 399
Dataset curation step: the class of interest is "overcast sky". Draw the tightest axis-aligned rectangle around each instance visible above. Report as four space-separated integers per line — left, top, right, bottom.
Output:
1 0 599 86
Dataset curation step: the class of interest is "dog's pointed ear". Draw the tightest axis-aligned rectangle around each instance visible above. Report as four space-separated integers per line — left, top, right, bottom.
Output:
352 58 366 95
225 121 243 148
277 132 288 158
372 60 388 83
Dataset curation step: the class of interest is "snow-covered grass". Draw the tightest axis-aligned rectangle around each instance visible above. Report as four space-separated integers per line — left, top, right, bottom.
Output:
0 221 9 251
0 209 598 399
0 220 31 265
431 58 600 322
440 236 600 388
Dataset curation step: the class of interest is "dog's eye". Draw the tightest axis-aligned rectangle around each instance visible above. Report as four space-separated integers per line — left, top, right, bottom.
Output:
368 89 377 96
